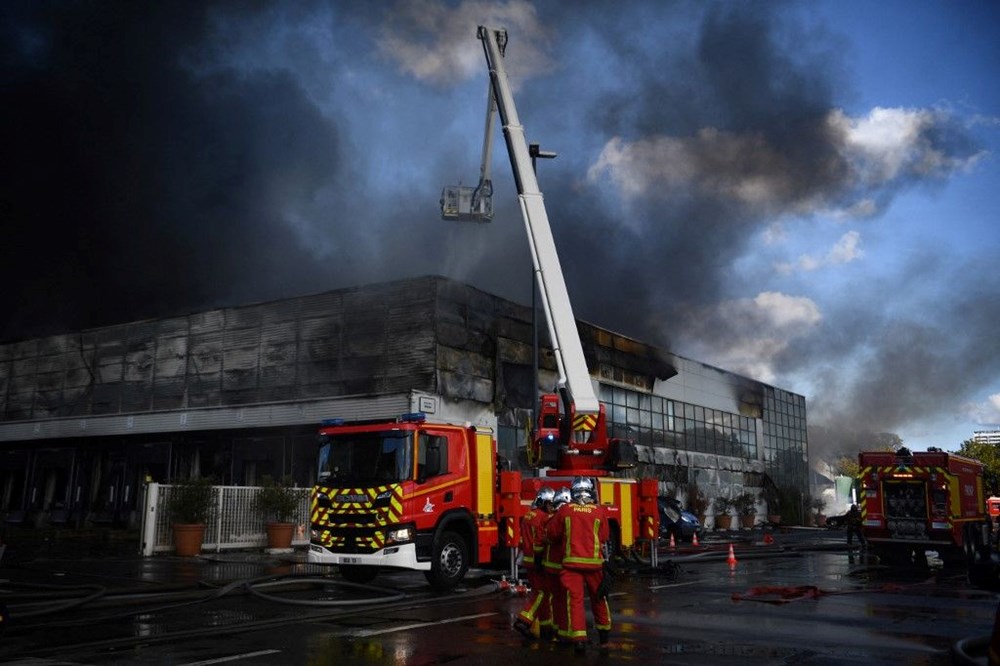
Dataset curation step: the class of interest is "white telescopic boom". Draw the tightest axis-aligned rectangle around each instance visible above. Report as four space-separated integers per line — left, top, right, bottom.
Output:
477 26 600 417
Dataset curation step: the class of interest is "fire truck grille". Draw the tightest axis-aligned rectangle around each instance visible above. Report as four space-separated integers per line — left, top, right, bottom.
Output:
314 525 387 553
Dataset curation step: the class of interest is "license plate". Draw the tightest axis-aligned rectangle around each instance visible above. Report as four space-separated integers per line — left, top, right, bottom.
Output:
341 557 360 564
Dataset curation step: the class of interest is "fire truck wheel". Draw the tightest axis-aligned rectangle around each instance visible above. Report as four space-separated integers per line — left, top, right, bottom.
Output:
424 530 469 591
339 564 379 584
605 523 623 562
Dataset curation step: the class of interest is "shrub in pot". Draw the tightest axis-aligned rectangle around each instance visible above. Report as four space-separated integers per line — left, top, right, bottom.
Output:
733 492 757 529
810 496 828 527
686 482 710 524
167 476 215 556
253 475 301 549
762 486 781 525
712 496 734 531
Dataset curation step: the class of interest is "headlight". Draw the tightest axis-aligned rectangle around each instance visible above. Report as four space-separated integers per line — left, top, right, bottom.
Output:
386 526 414 544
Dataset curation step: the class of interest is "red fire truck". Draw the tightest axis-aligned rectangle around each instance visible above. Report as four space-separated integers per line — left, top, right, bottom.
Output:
307 27 659 590
858 447 992 566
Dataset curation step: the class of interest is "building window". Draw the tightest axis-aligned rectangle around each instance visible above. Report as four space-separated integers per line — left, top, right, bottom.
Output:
599 384 758 461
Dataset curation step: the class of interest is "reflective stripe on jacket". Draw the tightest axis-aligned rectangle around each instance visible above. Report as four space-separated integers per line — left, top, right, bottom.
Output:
520 508 548 564
546 502 608 570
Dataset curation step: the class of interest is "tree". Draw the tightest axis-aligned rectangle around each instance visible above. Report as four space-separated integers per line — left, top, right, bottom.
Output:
833 455 859 478
957 439 1000 495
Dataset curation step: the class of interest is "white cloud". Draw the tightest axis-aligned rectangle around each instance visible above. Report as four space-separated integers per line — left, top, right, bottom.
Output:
776 230 863 274
376 0 552 87
749 291 822 328
963 393 1000 424
827 106 983 186
762 222 787 245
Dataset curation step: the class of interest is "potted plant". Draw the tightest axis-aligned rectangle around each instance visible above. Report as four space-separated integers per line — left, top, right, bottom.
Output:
778 486 803 525
733 492 758 529
762 486 781 525
810 496 828 527
253 475 301 550
686 482 710 524
712 496 734 531
167 476 215 556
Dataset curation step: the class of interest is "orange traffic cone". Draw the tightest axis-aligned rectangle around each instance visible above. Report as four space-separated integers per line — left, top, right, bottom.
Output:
669 533 676 549
727 543 738 568
692 532 700 547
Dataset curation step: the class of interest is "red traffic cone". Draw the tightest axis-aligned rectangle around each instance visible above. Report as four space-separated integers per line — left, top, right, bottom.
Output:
727 543 738 568
692 532 700 547
669 533 676 549
763 533 775 545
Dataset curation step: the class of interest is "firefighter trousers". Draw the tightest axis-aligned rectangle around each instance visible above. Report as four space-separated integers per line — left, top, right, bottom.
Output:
516 568 552 628
557 567 611 643
545 568 567 636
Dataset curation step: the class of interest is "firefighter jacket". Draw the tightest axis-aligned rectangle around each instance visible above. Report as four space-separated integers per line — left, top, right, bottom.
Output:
546 502 608 571
519 507 548 566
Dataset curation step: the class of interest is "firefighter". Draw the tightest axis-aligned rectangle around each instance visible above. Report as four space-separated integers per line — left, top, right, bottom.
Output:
546 477 611 653
540 486 571 642
846 504 866 549
513 486 556 639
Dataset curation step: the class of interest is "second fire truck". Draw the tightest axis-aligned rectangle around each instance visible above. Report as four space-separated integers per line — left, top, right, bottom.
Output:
858 447 992 567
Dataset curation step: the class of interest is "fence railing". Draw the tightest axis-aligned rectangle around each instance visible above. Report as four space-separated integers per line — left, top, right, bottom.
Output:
140 483 311 556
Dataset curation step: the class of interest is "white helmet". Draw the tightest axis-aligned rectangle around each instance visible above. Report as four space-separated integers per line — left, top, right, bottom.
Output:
553 487 572 507
533 486 556 508
571 477 595 504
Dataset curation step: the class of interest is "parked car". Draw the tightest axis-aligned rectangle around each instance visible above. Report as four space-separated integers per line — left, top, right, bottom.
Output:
658 497 703 543
824 512 848 529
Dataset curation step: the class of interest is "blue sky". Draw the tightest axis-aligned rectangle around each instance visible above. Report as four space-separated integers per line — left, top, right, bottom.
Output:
2 1 998 455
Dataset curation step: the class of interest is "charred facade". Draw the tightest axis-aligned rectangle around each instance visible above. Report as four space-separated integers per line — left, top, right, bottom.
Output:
0 276 807 530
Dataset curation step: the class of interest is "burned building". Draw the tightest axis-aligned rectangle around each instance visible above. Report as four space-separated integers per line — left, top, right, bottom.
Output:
0 276 808 529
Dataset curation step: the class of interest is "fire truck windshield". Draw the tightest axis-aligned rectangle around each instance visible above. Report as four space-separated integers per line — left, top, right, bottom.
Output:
316 431 413 487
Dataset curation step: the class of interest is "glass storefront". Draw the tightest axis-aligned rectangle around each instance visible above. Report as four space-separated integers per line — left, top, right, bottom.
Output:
599 385 759 460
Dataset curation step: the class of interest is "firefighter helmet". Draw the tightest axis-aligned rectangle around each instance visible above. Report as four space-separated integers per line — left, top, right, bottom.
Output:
571 477 595 504
553 487 572 507
533 486 556 508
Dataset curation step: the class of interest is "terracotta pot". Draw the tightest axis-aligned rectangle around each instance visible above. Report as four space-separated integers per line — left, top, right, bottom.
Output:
715 514 732 530
767 514 781 525
266 522 295 549
740 514 755 529
173 523 206 557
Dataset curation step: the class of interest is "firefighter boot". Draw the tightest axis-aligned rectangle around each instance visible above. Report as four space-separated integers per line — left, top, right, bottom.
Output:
574 641 586 655
512 618 533 639
599 629 610 645
539 626 556 642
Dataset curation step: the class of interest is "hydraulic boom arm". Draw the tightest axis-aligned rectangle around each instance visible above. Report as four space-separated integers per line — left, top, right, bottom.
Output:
477 26 600 418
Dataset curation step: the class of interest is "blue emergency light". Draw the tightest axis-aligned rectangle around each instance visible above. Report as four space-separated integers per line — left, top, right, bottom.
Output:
321 418 345 427
399 412 427 423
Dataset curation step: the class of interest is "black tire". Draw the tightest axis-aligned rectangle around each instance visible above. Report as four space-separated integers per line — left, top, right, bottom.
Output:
339 564 379 584
424 530 469 591
630 533 653 566
605 523 624 562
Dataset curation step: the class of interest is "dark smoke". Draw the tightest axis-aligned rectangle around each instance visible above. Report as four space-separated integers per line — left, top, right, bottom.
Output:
0 2 993 451
0 2 356 340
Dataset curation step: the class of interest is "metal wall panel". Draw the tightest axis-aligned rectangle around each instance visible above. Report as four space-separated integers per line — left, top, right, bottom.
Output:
0 277 693 447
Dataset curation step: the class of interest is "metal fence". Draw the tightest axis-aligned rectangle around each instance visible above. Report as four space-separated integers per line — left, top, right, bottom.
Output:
140 483 311 556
